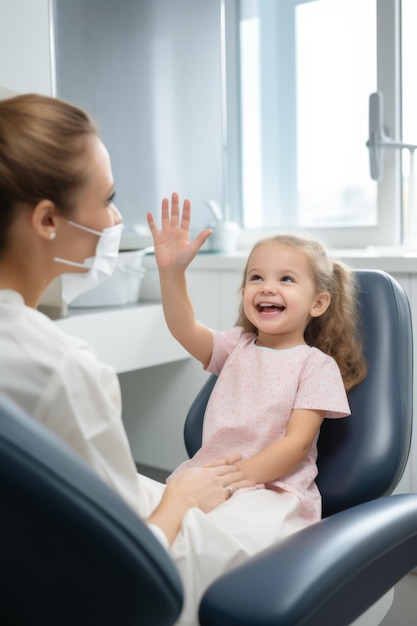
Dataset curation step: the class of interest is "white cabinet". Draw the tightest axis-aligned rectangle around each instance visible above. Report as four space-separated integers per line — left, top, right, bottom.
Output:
56 303 189 374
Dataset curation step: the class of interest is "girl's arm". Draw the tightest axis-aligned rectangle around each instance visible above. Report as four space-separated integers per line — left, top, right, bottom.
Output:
147 193 214 366
236 409 325 484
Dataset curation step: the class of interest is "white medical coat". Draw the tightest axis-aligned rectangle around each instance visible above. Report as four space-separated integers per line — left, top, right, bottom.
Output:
0 289 144 517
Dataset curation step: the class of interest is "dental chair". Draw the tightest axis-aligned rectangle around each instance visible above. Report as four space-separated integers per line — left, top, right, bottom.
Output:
0 394 183 625
0 269 414 626
184 269 417 625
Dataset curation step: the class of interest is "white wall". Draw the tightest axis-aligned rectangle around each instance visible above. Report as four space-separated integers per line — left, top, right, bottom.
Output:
53 0 223 232
0 0 53 95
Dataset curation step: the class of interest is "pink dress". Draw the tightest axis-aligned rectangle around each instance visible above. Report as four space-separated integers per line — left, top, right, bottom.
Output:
171 326 350 522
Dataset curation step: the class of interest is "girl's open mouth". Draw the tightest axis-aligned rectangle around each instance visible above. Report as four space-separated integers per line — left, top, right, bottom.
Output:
256 303 285 314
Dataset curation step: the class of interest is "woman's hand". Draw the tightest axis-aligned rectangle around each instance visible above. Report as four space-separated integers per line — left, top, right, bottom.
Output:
147 455 255 545
147 192 212 273
170 456 254 513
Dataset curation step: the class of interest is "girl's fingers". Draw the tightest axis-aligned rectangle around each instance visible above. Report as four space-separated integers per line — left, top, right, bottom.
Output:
180 198 191 231
192 228 213 252
159 193 191 231
227 479 256 492
146 211 159 236
161 197 171 228
223 452 243 465
203 453 242 468
170 192 180 227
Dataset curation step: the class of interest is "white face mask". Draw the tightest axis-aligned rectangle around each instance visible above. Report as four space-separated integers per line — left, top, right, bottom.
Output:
54 220 124 304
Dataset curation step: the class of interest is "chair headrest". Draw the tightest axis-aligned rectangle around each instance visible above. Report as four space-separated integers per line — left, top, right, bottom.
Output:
317 270 413 516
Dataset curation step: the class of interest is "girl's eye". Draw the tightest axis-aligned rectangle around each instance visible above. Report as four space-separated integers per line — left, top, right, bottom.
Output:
281 275 294 283
249 274 262 282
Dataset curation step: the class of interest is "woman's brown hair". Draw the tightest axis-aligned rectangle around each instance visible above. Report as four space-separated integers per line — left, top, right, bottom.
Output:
0 93 98 250
236 233 367 392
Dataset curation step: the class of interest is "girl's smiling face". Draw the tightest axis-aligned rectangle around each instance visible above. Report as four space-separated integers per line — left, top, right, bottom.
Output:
242 242 330 349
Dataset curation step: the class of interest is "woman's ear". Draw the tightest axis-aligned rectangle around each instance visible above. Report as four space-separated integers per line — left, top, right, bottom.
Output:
31 200 58 241
310 292 331 318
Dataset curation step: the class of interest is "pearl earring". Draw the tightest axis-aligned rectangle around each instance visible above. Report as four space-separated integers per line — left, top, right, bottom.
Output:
49 231 56 240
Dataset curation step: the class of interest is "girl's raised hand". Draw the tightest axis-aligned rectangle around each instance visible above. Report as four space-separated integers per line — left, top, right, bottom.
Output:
147 192 212 272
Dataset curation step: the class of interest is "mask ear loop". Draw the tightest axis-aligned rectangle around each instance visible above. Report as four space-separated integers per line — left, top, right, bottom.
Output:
67 220 103 236
53 257 86 269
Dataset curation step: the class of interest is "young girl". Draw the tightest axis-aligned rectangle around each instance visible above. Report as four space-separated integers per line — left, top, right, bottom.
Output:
148 192 367 623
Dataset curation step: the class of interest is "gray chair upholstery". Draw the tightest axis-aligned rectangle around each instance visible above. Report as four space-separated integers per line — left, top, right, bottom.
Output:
184 269 417 625
0 395 183 626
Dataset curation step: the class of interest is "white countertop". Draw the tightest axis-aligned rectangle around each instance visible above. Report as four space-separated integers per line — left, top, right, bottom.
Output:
143 247 417 274
56 302 188 373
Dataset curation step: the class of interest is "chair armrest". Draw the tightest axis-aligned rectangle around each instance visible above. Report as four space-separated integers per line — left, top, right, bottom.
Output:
199 493 417 626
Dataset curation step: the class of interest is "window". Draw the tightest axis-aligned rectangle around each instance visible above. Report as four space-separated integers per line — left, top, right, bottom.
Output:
225 0 411 248
401 0 417 246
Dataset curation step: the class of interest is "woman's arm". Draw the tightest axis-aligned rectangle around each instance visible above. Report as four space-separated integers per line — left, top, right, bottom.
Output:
236 409 325 484
147 193 214 366
47 349 255 546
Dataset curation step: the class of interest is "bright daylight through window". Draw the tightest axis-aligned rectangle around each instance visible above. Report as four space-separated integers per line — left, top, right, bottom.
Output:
228 0 416 249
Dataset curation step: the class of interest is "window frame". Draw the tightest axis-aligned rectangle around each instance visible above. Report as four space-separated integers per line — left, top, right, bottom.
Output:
224 0 403 249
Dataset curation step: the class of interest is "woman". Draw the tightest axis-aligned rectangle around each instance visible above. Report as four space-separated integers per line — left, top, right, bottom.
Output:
0 93 251 554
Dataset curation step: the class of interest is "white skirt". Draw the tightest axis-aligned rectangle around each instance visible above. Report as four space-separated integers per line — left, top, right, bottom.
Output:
136 474 308 626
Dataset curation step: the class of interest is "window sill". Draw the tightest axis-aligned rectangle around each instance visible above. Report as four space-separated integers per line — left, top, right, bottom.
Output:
143 247 417 274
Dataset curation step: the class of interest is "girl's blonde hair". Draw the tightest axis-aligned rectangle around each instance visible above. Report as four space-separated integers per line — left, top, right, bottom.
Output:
0 93 98 251
236 233 367 392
